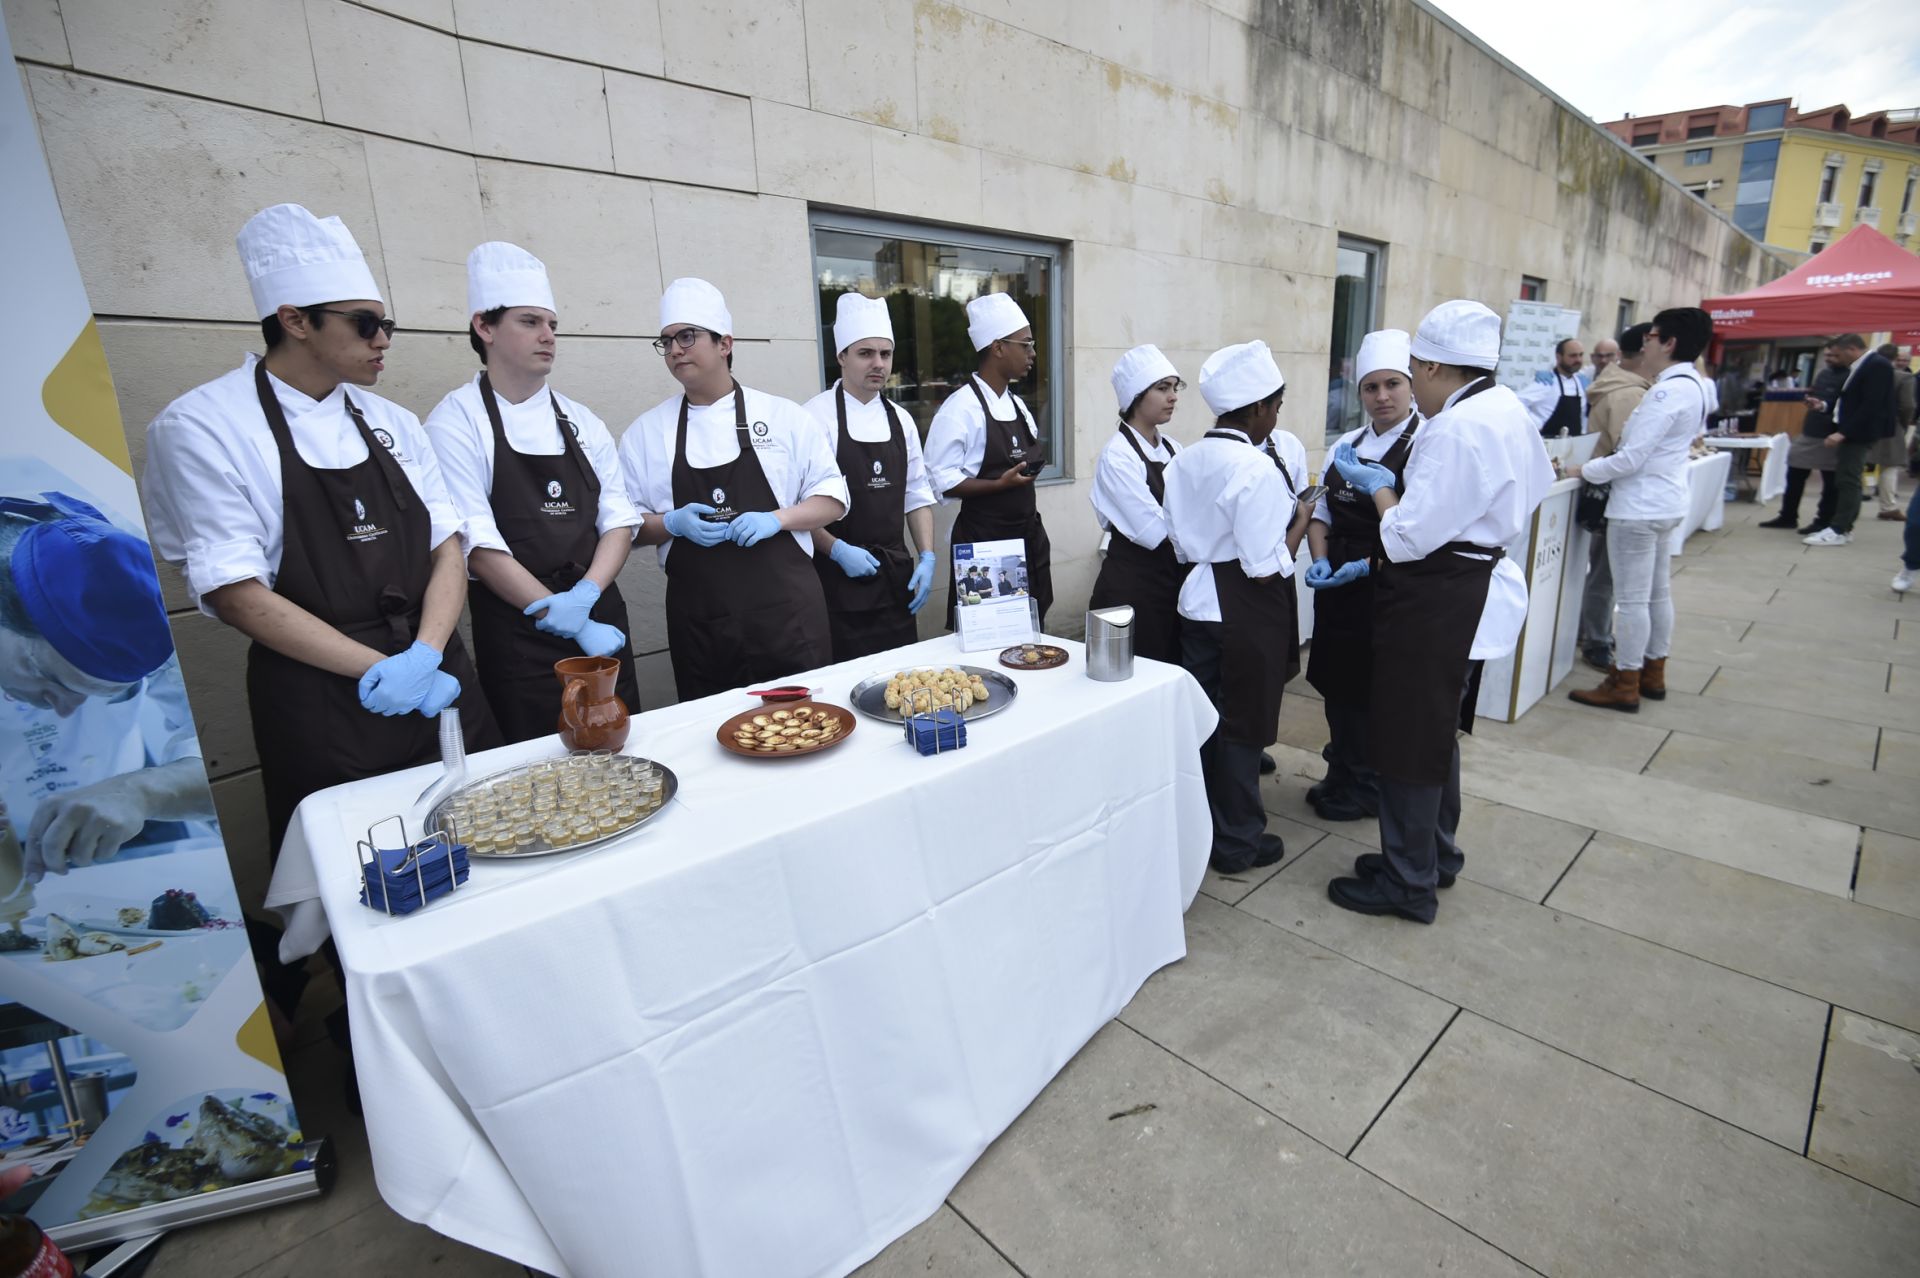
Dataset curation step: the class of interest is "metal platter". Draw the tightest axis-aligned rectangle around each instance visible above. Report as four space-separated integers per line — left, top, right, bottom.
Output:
848 664 1020 724
426 754 677 859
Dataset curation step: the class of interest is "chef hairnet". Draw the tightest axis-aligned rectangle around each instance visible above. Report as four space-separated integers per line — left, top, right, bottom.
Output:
1355 329 1412 382
467 241 555 315
965 293 1030 350
660 278 733 336
237 204 383 320
832 293 894 354
1199 341 1286 417
1112 345 1180 411
2 493 172 683
1409 301 1502 368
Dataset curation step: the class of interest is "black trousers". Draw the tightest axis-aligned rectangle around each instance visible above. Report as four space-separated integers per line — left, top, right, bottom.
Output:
1320 698 1378 802
1371 669 1473 922
1779 466 1838 526
1182 619 1267 868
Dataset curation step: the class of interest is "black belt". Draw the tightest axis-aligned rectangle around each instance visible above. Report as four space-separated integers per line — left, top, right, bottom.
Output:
1435 541 1505 560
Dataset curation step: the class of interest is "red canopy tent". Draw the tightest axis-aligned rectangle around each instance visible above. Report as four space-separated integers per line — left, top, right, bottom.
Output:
1702 224 1920 340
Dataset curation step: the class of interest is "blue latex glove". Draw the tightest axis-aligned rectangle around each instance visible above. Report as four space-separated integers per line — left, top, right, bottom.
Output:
524 578 601 637
1327 559 1371 588
574 619 625 658
418 671 460 718
727 510 784 547
358 641 444 717
829 539 881 578
1303 557 1335 589
662 502 731 547
1331 440 1396 496
906 550 938 614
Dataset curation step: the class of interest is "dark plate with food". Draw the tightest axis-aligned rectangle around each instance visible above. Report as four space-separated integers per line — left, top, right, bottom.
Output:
999 643 1069 671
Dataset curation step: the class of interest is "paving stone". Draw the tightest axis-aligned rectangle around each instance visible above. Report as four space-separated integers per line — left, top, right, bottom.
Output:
1705 666 1920 734
1120 895 1455 1151
1545 670 1880 769
1880 728 1920 778
852 1205 1017 1277
949 1023 1535 1278
1198 813 1326 906
1242 841 1826 1147
1353 1014 1920 1278
1855 829 1920 921
1645 729 1920 838
1809 1011 1920 1206
1546 834 1920 1033
1474 700 1670 772
1745 619 1918 669
1685 629 1891 693
229 1199 523 1278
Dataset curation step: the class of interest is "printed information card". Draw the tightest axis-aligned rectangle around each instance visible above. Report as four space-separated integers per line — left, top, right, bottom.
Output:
952 538 1039 651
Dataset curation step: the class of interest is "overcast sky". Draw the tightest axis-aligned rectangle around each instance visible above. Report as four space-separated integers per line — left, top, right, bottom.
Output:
1431 0 1920 124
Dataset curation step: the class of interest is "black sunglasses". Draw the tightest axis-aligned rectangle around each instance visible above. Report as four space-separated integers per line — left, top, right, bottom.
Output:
315 308 397 340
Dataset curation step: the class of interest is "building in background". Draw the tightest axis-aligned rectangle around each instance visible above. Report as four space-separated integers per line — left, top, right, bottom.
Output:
1606 101 1920 253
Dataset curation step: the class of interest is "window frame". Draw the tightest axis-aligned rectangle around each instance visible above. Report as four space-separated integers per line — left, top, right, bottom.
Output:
1684 148 1713 166
1519 275 1547 302
1616 299 1636 334
1859 170 1879 210
806 209 1069 482
1326 234 1387 445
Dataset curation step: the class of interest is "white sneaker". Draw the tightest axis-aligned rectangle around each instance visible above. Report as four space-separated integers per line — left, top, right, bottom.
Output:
1802 527 1852 546
1897 567 1915 593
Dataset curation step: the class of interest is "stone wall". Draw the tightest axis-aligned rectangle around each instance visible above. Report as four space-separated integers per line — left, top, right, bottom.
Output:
7 0 1784 902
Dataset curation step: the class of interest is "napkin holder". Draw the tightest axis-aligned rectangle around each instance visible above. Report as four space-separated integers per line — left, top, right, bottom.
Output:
902 688 967 756
357 814 469 917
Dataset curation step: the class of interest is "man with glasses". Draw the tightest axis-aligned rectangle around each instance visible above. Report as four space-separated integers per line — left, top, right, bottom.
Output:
144 204 499 1010
925 292 1055 629
619 278 847 699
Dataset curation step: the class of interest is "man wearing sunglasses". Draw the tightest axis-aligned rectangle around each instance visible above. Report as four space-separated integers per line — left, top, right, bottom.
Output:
144 205 501 896
619 278 847 700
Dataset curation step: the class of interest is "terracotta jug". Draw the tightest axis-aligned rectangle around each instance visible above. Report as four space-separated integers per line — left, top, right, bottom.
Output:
554 656 631 751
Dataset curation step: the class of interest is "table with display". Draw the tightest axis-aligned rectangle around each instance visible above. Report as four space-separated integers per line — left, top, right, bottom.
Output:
264 636 1217 1278
1702 433 1789 504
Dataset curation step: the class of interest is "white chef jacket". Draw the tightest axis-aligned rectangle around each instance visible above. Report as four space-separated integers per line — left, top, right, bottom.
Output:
2 656 204 830
1164 428 1300 623
923 374 1040 502
799 382 936 518
424 374 640 561
1090 421 1178 551
144 355 462 615
1580 365 1709 521
1517 371 1588 432
1379 380 1555 660
619 385 850 568
1311 413 1414 525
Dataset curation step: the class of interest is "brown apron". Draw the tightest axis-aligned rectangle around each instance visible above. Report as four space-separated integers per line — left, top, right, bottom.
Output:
468 374 639 743
665 384 832 700
944 377 1053 630
1202 429 1294 747
1088 422 1184 665
1368 379 1502 786
1305 414 1420 704
1263 439 1304 684
813 384 919 661
246 361 500 855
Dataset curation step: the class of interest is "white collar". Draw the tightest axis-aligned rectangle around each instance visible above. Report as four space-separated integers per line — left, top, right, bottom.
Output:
1207 425 1253 445
1440 377 1490 411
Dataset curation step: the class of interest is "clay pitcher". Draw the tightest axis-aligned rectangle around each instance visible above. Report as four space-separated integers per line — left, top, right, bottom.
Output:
554 656 631 751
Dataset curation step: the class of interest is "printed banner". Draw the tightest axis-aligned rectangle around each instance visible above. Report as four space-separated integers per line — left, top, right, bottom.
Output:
0 15 305 1243
1497 301 1582 392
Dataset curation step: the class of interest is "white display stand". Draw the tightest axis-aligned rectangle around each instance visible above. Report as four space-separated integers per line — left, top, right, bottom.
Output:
1476 477 1587 723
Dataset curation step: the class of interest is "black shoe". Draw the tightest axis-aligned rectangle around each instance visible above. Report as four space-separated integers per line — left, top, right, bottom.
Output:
1259 752 1277 776
1353 851 1456 889
1757 514 1798 529
1310 790 1372 822
1209 833 1286 876
1580 647 1614 672
1797 520 1828 535
1327 875 1434 923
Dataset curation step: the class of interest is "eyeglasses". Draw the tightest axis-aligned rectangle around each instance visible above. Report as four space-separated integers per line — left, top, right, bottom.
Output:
652 328 714 355
315 309 397 340
997 338 1038 352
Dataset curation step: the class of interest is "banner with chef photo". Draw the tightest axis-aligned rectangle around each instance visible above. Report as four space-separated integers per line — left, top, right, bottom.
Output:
0 14 309 1248
952 539 1040 650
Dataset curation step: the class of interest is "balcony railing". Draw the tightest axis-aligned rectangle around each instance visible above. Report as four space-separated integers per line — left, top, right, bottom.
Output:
1856 206 1881 228
1813 202 1841 227
1898 211 1917 237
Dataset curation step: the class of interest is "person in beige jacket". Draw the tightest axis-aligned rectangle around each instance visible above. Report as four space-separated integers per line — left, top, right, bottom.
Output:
1575 322 1653 667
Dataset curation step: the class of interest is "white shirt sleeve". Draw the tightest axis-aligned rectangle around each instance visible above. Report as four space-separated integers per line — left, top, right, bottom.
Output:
1378 429 1493 563
1090 434 1168 548
423 390 504 559
901 413 936 516
1232 464 1296 580
924 393 985 502
143 410 274 610
391 410 462 553
573 403 642 536
1515 379 1557 427
781 400 851 516
1582 381 1690 485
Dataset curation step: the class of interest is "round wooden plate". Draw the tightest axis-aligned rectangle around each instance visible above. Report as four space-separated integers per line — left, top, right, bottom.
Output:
1000 644 1069 671
716 701 857 759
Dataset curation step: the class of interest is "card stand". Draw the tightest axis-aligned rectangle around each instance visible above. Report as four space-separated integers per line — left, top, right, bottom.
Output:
901 688 967 757
357 813 470 917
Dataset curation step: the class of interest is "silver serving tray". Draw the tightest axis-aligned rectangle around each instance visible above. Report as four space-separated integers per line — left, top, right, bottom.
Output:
848 665 1020 724
426 757 678 859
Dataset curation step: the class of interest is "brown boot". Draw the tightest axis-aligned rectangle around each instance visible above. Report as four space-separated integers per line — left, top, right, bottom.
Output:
1569 667 1641 713
1640 657 1667 700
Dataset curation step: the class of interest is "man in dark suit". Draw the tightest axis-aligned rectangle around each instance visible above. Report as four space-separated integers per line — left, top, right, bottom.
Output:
1804 334 1897 547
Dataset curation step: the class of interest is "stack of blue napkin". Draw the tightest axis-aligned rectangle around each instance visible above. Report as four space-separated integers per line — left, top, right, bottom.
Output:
359 834 469 916
903 707 967 756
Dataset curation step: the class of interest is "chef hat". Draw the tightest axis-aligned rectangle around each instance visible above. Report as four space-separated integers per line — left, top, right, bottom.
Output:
832 293 893 354
1199 340 1286 417
467 241 555 315
1408 300 1502 368
1355 329 1411 381
237 203 383 320
660 277 733 336
3 492 172 684
1112 344 1181 411
965 292 1030 350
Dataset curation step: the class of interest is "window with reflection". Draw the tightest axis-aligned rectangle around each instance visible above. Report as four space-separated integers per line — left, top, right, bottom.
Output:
1327 236 1384 443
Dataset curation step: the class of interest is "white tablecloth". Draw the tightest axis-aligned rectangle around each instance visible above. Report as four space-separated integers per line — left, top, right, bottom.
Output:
264 636 1217 1278
1670 450 1732 555
1703 434 1789 503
